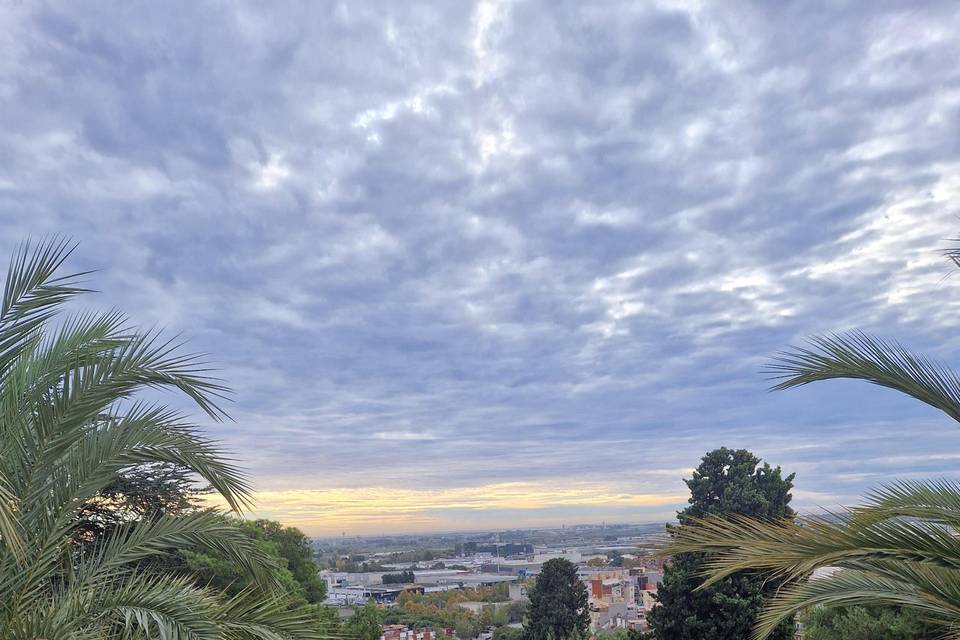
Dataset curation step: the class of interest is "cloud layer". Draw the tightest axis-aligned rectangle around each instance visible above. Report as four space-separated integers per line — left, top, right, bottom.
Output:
3 1 960 533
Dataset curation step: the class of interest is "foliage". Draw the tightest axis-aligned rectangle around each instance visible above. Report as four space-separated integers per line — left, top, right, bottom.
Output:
799 606 937 640
493 627 525 640
480 605 509 628
394 592 479 630
75 462 204 542
606 551 624 567
647 447 795 640
244 519 328 602
595 629 652 640
180 517 324 603
310 604 346 638
391 584 518 636
406 584 509 608
347 600 385 640
665 480 960 639
0 238 330 639
662 246 960 639
383 570 417 584
381 609 447 635
524 558 590 640
455 619 480 639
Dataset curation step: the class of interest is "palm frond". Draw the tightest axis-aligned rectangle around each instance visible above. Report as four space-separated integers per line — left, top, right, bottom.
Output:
0 471 24 563
856 479 960 527
668 509 960 585
944 237 960 270
32 402 250 519
0 239 292 639
86 573 221 639
215 589 340 640
756 568 960 640
664 481 960 639
0 237 91 377
766 331 960 423
78 511 281 590
677 241 960 639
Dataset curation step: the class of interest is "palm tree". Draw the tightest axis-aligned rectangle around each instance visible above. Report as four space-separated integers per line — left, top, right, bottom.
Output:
0 238 332 639
665 257 960 638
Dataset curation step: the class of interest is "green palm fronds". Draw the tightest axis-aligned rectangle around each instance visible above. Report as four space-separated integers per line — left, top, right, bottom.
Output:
767 331 960 423
668 483 960 639
0 238 331 639
666 324 960 639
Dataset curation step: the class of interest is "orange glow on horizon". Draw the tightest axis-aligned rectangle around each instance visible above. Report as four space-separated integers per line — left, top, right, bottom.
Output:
202 481 686 535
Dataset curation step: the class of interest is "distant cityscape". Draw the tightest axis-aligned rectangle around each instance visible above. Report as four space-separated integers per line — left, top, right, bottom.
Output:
314 523 666 638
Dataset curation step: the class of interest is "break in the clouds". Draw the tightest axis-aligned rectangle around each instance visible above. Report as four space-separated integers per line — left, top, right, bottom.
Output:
2 1 960 534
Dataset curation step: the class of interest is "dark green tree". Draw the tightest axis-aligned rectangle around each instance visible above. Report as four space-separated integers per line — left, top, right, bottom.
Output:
246 519 328 603
524 558 589 640
507 600 527 623
647 447 795 640
800 606 937 640
182 518 327 604
348 601 385 640
493 627 525 640
75 462 204 543
595 630 652 640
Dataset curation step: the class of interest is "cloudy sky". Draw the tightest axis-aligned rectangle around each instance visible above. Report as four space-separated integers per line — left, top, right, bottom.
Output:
3 1 960 535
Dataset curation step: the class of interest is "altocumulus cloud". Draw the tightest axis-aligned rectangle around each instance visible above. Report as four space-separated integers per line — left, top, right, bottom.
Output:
1 1 960 534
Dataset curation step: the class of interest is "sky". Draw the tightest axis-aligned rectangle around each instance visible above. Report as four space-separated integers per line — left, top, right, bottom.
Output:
2 1 960 536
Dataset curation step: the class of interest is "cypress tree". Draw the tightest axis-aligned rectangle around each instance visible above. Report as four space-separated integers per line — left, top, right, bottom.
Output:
647 447 795 640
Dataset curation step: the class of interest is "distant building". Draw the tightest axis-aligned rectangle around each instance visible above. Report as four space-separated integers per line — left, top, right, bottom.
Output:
485 560 543 576
532 550 582 563
508 583 528 602
321 569 517 592
456 601 510 616
589 601 646 632
580 568 634 604
627 567 662 605
325 584 423 606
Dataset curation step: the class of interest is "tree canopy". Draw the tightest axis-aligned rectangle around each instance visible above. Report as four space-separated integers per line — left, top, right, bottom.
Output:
800 606 936 640
524 558 589 640
347 600 385 640
181 518 328 605
647 447 795 640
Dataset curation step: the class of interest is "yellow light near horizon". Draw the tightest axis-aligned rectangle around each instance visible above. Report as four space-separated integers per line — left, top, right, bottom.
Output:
202 481 685 535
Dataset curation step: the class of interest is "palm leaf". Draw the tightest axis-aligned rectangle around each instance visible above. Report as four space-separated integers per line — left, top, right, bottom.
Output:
0 237 91 377
766 331 960 423
662 243 960 639
0 471 24 563
754 568 960 640
77 511 281 591
0 240 335 639
664 482 960 639
215 588 338 640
